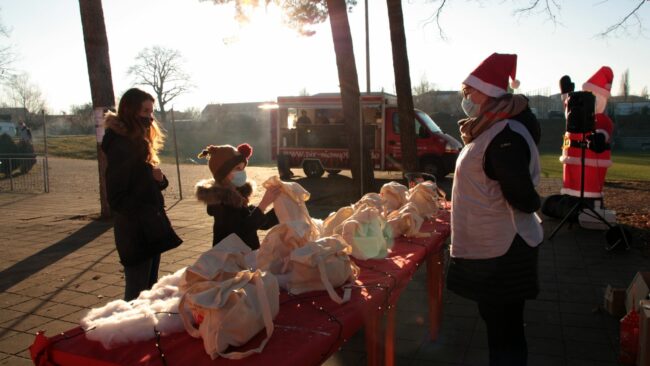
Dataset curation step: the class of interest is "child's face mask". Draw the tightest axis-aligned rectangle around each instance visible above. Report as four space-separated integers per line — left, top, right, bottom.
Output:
231 169 247 187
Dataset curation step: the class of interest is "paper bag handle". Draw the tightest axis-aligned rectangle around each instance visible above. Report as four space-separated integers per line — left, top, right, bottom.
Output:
178 290 201 338
316 255 351 304
217 271 275 359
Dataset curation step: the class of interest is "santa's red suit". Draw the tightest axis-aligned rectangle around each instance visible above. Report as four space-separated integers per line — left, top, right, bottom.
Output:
560 113 613 198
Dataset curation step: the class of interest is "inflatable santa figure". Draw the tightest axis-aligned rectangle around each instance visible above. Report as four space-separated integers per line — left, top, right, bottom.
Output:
560 66 614 198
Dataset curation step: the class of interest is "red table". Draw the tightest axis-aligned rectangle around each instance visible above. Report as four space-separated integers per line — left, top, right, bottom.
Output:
30 212 450 366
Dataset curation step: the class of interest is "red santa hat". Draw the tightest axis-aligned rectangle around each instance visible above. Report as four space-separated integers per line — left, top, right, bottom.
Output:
463 53 520 98
582 66 614 98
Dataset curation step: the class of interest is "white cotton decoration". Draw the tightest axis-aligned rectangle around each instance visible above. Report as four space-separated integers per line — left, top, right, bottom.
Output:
80 268 187 349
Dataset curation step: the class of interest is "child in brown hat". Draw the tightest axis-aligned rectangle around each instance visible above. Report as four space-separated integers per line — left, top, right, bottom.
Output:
195 143 281 249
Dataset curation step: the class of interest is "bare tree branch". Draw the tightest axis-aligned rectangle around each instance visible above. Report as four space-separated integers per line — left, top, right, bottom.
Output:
422 0 647 39
127 46 193 121
512 0 562 26
421 0 448 40
597 0 646 37
0 10 16 81
3 72 46 121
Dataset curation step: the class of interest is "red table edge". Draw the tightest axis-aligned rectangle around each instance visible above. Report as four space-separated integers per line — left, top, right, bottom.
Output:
29 216 450 366
368 217 450 366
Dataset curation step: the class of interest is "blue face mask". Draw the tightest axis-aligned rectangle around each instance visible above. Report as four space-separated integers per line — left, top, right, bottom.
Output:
461 97 480 118
230 170 247 187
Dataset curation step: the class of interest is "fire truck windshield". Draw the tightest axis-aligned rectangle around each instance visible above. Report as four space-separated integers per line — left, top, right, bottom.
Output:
416 111 442 133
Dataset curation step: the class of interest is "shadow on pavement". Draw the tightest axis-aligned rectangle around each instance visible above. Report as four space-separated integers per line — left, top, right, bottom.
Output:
0 219 113 292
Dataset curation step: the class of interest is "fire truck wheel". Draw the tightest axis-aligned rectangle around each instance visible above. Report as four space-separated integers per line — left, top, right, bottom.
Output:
421 158 445 180
303 161 324 178
326 169 341 176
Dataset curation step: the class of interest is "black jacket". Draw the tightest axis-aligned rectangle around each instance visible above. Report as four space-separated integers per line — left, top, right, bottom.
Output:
102 115 182 266
484 107 542 214
195 179 278 249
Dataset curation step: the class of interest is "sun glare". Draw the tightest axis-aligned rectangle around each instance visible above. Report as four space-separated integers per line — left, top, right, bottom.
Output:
214 4 336 103
224 6 294 54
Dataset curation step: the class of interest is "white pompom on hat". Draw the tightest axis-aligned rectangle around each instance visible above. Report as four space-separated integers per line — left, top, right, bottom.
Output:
463 53 520 98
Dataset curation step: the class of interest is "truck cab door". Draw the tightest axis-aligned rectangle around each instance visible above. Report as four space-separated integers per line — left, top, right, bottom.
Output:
384 108 402 169
384 108 433 169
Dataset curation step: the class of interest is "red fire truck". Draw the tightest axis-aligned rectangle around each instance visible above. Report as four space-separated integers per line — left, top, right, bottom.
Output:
268 93 462 179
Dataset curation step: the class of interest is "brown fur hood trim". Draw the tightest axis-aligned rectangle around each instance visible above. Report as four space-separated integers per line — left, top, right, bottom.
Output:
104 112 129 136
195 179 253 207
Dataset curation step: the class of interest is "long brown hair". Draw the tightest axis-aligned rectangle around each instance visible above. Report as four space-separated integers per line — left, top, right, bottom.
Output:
115 88 165 165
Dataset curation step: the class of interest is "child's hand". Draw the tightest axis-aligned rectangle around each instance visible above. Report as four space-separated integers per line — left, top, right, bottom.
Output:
259 185 281 212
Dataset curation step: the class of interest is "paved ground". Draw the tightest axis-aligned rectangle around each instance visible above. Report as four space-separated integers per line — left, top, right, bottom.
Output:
0 158 647 365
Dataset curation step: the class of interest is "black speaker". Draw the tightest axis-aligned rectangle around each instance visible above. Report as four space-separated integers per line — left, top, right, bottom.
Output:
566 91 595 133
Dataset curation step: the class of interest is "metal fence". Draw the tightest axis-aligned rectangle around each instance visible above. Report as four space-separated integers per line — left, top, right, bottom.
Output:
523 87 563 119
0 153 49 193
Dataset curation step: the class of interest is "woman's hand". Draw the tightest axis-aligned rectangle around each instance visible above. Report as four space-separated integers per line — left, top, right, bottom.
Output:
152 167 164 182
258 185 281 212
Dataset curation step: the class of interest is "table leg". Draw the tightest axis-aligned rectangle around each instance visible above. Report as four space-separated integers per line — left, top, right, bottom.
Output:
364 310 384 366
384 305 396 366
427 249 444 341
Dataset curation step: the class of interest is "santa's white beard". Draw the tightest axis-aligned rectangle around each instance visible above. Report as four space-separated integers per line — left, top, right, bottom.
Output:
595 94 608 114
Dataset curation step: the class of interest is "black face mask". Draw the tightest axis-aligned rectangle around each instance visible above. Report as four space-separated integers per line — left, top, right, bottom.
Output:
139 116 153 128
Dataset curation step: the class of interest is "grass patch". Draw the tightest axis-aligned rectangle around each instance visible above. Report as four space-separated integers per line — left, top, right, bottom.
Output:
539 153 563 178
34 135 98 160
33 135 650 181
540 151 650 180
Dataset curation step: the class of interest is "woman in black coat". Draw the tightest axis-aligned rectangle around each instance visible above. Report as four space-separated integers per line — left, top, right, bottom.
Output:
102 88 182 301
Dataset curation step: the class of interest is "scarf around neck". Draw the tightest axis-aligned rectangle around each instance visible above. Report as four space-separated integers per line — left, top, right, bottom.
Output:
458 94 529 144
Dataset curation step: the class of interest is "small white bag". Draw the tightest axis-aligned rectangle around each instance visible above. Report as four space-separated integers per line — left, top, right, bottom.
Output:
406 180 442 218
285 236 359 304
180 234 251 292
262 176 312 223
380 181 409 214
179 270 279 360
256 221 316 275
385 202 425 238
338 207 390 260
352 192 384 213
321 206 355 237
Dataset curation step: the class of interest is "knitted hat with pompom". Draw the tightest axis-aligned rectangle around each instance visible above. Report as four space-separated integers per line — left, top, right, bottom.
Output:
197 143 253 182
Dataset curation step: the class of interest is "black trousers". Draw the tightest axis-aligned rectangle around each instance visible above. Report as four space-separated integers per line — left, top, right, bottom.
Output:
477 300 527 366
123 253 161 301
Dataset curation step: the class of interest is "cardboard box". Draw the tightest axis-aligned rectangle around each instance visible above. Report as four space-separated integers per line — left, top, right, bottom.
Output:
604 285 627 318
627 272 650 312
637 300 650 366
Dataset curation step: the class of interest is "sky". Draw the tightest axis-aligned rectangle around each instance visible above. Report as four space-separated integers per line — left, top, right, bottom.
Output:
1 0 649 114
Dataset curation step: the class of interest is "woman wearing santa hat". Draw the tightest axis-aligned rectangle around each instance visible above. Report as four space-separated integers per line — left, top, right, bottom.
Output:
447 53 543 366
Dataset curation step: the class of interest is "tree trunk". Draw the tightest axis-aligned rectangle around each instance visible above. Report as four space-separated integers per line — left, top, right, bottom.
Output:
79 0 115 218
154 89 167 123
326 0 375 197
159 106 167 124
386 0 418 173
